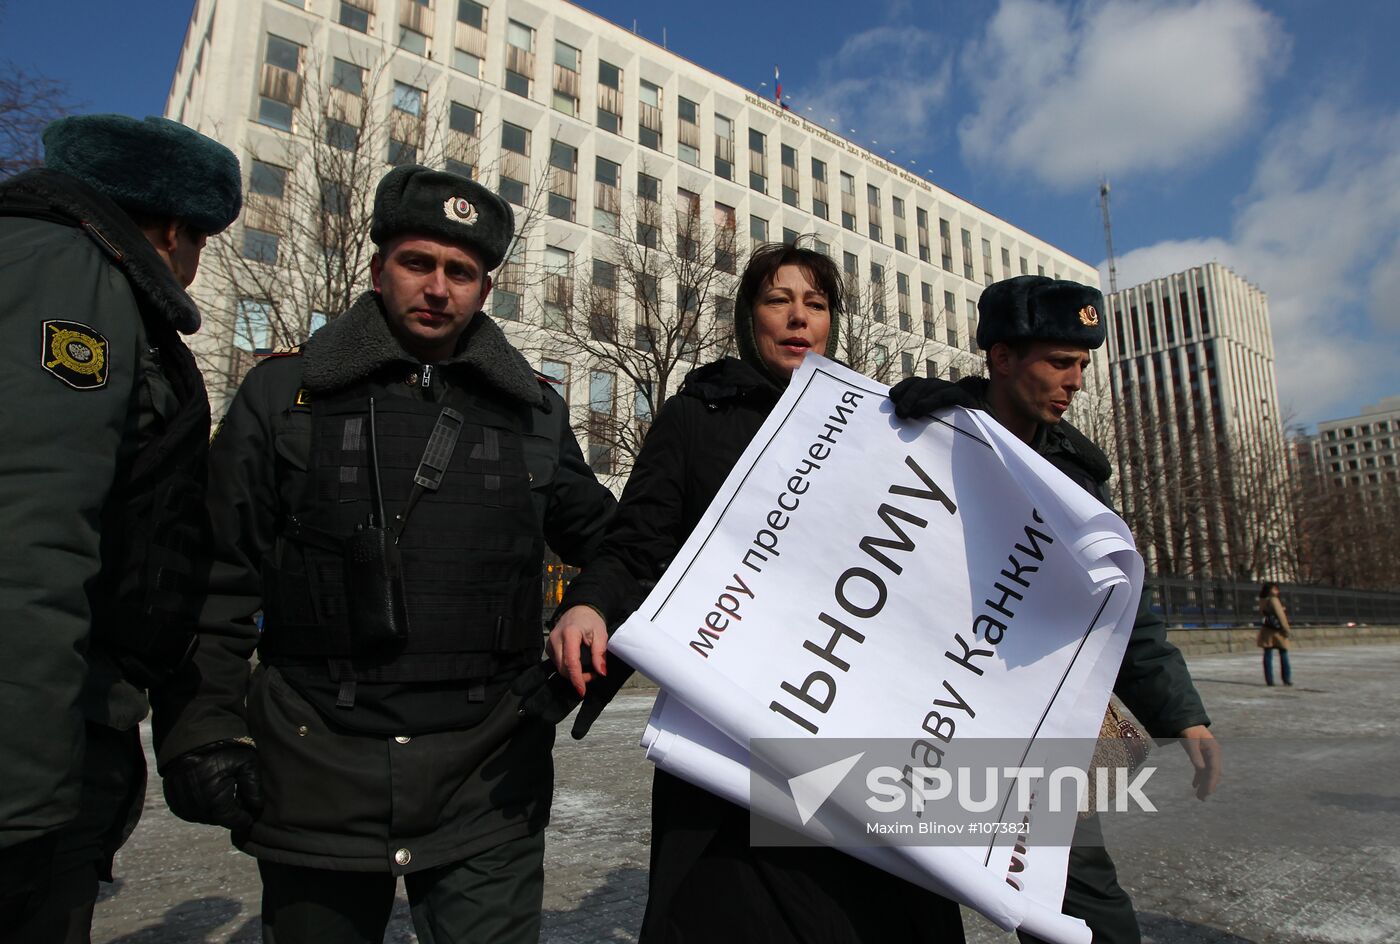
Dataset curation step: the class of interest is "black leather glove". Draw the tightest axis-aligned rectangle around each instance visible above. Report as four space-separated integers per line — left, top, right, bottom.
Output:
889 375 983 419
514 651 636 740
161 739 263 838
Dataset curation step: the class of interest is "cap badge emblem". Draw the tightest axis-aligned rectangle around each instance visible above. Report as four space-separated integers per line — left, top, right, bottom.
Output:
1078 305 1099 327
443 196 478 225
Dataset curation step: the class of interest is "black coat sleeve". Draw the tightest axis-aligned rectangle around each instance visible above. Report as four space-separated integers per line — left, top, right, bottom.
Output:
557 396 693 626
0 221 144 844
150 367 282 767
1113 590 1211 737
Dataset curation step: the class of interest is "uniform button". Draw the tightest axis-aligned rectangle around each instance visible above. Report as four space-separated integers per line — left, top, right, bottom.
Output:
297 725 309 737
394 735 411 744
394 848 412 866
406 372 419 385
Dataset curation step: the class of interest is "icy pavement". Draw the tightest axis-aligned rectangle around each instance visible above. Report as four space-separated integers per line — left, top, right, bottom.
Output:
93 645 1400 943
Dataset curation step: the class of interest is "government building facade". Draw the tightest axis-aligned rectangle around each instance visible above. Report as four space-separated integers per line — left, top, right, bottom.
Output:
166 0 1103 477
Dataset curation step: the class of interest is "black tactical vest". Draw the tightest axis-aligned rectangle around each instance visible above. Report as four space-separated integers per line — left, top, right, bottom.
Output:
259 378 546 684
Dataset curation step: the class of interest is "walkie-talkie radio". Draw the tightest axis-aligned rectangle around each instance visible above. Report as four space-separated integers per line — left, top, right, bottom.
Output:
342 398 466 650
343 397 409 647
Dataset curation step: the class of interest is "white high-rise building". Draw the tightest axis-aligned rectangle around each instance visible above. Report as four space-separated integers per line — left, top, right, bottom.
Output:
165 0 1103 475
1105 262 1291 578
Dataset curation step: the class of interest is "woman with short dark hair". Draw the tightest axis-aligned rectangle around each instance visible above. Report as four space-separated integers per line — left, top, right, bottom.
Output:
1257 582 1293 686
549 242 964 942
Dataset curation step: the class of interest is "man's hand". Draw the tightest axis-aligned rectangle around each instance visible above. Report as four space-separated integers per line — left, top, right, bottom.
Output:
888 376 979 420
548 604 609 697
1178 725 1222 800
161 739 263 836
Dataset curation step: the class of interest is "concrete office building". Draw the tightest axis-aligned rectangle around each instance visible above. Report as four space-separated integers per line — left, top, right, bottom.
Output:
1105 262 1291 578
165 0 1103 475
1309 395 1400 499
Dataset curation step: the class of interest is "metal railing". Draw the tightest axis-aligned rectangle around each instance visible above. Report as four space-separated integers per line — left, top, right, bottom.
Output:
1147 576 1400 627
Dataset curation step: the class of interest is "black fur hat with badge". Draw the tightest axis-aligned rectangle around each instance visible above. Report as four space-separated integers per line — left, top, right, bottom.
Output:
370 165 515 271
43 114 242 234
976 275 1106 351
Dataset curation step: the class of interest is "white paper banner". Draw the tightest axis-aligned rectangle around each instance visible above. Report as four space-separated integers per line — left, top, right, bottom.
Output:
611 356 1143 944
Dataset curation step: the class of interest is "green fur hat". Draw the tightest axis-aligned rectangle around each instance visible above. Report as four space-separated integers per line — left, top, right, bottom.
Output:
43 114 242 234
976 275 1106 350
370 165 515 270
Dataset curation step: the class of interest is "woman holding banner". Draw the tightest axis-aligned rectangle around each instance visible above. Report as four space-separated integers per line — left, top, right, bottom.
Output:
548 242 964 943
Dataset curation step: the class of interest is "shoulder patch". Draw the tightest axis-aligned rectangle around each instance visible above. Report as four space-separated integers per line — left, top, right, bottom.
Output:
41 319 109 390
256 344 303 359
294 387 311 406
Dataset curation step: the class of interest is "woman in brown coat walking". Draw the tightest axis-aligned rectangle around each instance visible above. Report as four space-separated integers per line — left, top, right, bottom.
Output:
1257 582 1293 686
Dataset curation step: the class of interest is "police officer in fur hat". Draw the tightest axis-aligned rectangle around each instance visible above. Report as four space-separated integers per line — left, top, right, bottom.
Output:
890 275 1223 944
0 114 240 938
154 165 615 942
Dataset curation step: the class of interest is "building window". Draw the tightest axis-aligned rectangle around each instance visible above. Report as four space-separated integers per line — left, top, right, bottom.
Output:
330 58 364 96
1019 256 1028 275
966 298 979 353
748 128 767 193
961 228 974 281
714 203 736 273
811 157 828 220
749 214 768 246
714 114 734 180
892 196 907 253
453 0 487 77
867 184 882 243
634 380 654 420
597 60 622 134
589 370 615 415
926 358 939 379
839 172 856 231
870 262 886 323
242 228 279 263
636 172 660 247
921 282 934 337
593 156 620 234
638 80 663 151
235 298 275 353
257 34 303 131
397 0 431 56
981 238 994 286
896 272 911 332
389 81 425 165
637 171 660 203
916 207 930 263
547 139 577 222
678 96 700 166
1000 246 1011 278
781 144 799 207
499 121 530 206
901 351 914 378
939 219 953 271
337 0 370 32
551 40 581 116
540 358 569 401
505 20 534 98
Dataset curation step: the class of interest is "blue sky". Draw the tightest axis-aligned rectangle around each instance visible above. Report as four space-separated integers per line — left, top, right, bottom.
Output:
5 0 1397 428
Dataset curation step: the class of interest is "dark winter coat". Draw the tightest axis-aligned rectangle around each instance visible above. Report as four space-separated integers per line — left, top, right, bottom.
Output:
560 357 966 944
0 169 209 850
152 293 615 872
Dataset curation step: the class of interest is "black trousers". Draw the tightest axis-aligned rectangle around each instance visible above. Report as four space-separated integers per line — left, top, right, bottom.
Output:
1017 816 1140 944
259 830 545 944
0 723 145 944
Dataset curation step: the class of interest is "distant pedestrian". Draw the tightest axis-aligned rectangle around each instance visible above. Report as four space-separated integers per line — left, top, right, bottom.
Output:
1257 582 1293 686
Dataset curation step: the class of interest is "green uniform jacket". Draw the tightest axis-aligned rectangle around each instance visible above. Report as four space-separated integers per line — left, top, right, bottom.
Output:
0 170 204 850
152 292 615 873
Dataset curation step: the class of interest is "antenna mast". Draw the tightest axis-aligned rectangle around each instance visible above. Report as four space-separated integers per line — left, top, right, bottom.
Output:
1099 178 1118 294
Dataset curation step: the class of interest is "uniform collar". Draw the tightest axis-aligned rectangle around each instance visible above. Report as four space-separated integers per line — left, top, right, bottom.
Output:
301 291 545 407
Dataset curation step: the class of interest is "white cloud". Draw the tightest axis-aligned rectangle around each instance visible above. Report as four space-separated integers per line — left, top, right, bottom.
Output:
798 27 953 152
1107 98 1400 425
959 0 1288 188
